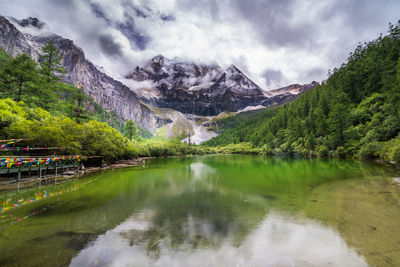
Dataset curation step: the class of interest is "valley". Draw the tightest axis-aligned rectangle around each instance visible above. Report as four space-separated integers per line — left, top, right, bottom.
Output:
0 15 315 143
1 2 400 267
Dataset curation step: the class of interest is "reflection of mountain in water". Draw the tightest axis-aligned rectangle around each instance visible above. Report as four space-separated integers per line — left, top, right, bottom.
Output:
189 162 216 181
70 212 367 267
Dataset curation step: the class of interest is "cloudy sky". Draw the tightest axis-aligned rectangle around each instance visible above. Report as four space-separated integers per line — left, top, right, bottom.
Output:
1 0 399 89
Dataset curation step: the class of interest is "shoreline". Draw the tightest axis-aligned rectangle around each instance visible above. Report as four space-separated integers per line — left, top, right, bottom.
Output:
0 154 397 192
0 157 153 191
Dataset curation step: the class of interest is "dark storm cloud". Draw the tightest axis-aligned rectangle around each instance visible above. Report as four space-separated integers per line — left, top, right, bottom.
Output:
99 34 123 57
262 69 284 87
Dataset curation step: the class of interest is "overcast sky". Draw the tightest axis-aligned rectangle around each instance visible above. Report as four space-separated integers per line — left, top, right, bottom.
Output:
1 0 399 89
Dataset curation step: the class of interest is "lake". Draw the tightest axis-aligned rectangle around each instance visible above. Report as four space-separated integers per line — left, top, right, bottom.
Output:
1 155 399 266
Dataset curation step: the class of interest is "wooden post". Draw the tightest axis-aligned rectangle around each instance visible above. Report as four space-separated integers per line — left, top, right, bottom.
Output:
17 169 21 182
55 166 58 184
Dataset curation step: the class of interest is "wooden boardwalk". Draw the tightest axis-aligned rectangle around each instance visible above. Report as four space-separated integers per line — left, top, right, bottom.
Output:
0 156 81 182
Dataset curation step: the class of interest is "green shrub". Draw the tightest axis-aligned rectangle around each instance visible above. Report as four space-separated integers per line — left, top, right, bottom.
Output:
336 146 346 158
345 146 358 156
380 138 400 162
359 142 381 159
391 146 400 162
317 146 329 157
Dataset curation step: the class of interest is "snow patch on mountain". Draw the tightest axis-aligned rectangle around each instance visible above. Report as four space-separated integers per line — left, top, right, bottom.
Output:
182 119 218 145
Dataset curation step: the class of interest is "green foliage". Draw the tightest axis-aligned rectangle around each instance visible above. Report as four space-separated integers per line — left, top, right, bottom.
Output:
39 42 67 109
0 53 40 103
0 43 129 133
206 21 400 161
379 139 400 162
39 42 66 81
359 142 382 159
124 120 138 141
0 48 11 67
317 146 329 158
0 99 220 161
336 146 346 158
69 87 90 123
0 99 126 161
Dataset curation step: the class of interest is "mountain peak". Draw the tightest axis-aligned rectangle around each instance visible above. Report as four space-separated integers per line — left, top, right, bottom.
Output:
226 64 241 73
12 17 46 29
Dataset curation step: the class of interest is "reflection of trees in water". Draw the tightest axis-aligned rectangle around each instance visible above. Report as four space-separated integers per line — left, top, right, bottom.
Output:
202 156 395 194
128 157 396 256
123 190 266 256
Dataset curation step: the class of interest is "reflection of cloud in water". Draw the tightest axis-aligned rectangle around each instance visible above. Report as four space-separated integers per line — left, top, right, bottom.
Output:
189 162 216 181
70 212 367 267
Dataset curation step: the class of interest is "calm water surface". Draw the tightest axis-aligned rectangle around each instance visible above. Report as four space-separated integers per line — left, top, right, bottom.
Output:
1 155 400 266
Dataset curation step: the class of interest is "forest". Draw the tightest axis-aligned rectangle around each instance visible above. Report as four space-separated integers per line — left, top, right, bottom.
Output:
0 43 220 161
2 22 400 163
205 22 400 162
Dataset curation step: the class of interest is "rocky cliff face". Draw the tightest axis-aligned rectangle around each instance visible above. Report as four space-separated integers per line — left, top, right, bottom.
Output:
262 82 319 106
126 55 317 116
0 16 167 132
0 15 318 142
126 56 267 116
0 16 37 58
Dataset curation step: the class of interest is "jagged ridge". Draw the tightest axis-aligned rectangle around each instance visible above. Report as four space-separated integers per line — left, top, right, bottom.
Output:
126 55 317 116
0 15 168 132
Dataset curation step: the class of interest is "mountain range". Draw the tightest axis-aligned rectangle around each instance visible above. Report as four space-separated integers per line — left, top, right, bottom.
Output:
0 16 317 143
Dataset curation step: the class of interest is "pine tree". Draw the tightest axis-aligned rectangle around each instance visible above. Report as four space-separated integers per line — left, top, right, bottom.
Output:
124 120 137 141
40 42 66 81
39 42 67 109
328 103 349 148
0 53 39 102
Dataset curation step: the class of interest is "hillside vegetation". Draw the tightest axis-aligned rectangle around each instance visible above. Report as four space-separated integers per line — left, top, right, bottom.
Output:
0 44 216 161
206 22 400 162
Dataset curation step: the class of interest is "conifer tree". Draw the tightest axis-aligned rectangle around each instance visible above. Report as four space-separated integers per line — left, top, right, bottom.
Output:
124 120 138 141
39 42 67 109
0 53 39 102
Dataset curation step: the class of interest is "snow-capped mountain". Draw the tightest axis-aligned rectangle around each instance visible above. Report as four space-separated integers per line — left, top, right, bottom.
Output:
126 55 266 116
125 55 317 116
0 15 168 131
0 15 317 143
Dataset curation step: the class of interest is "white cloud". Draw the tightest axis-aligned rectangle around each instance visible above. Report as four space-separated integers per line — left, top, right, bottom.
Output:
1 0 399 89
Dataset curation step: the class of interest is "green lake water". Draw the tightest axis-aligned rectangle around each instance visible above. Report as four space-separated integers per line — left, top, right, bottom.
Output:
1 155 400 266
